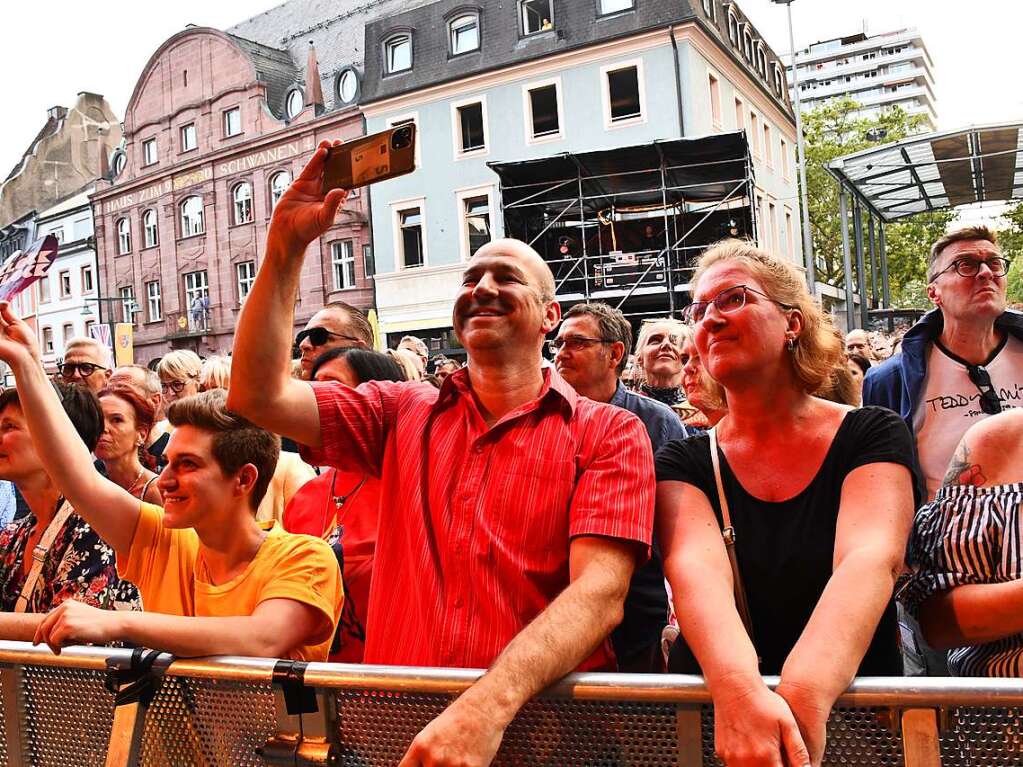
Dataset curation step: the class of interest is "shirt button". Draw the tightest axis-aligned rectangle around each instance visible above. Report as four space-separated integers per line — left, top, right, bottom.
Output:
473 444 484 454
453 596 464 608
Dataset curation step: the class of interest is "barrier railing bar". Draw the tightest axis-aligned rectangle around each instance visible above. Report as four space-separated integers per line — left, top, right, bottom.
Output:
675 705 703 766
104 702 143 767
901 708 942 767
0 665 23 767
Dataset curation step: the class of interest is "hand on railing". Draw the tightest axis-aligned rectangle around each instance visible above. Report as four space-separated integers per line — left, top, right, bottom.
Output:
398 691 504 767
712 683 812 767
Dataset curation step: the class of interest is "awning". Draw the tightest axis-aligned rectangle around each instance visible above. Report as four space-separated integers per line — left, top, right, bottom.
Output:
827 122 1023 221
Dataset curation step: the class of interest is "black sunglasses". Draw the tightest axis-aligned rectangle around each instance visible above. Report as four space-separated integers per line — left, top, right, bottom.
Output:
58 362 107 378
295 327 361 348
966 364 1003 415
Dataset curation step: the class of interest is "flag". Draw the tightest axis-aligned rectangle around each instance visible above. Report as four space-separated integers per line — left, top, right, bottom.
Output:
0 234 59 302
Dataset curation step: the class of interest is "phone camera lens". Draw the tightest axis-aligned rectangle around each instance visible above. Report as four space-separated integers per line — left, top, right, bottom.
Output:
391 126 413 150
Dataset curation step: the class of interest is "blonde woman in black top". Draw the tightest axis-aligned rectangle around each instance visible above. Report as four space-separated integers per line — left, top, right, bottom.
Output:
656 240 916 767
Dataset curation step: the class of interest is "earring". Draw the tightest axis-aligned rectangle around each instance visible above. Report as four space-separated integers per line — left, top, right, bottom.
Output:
786 337 796 352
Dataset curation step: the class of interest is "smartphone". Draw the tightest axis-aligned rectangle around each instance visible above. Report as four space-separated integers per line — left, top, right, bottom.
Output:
321 124 417 193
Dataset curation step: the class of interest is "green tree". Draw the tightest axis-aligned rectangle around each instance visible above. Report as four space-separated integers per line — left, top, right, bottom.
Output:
802 98 953 309
999 201 1023 304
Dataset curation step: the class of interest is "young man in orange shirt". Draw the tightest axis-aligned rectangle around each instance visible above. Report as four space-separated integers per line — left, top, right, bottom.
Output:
0 302 341 661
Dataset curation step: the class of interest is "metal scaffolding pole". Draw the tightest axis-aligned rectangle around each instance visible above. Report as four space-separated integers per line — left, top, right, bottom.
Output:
867 210 879 309
852 198 869 329
879 222 893 332
839 188 855 330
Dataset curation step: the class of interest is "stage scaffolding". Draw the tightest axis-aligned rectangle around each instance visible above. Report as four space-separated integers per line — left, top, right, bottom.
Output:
489 132 756 321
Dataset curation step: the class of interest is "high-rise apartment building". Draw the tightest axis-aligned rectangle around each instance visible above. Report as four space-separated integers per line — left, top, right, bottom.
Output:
787 27 937 130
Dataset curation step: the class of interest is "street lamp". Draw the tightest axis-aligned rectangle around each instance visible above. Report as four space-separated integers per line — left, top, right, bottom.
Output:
771 0 816 295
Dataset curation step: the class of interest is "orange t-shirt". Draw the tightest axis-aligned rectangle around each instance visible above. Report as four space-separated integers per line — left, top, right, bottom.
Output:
118 502 342 661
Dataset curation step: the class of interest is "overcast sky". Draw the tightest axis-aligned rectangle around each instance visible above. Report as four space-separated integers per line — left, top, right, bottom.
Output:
2 0 1020 189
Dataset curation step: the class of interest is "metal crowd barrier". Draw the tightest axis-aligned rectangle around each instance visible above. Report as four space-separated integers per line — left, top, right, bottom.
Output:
0 640 1020 766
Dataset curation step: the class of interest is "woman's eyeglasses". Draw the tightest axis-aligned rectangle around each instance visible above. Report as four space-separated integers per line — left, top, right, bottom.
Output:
161 377 197 394
683 284 793 324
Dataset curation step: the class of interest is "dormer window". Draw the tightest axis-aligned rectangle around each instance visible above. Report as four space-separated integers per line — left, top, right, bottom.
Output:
727 12 738 45
337 68 359 104
450 14 480 55
773 64 785 97
756 43 767 77
285 89 304 119
520 0 553 36
384 34 412 74
743 28 753 62
598 0 634 14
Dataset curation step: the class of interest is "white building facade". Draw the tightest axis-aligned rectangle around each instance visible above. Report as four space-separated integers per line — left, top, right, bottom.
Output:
788 27 937 130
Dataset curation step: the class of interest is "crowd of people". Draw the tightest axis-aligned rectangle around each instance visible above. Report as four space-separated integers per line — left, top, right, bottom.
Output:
0 140 1018 767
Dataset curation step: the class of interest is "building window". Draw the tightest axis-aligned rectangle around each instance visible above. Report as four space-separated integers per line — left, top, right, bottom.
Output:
236 261 256 302
269 171 291 210
38 278 50 304
233 182 253 225
727 12 738 45
81 265 94 294
48 228 64 243
184 271 209 331
285 89 304 119
526 81 561 140
119 285 136 325
331 241 356 290
363 244 375 278
59 270 71 299
455 100 487 155
763 123 772 168
756 45 767 77
85 320 96 339
62 323 74 346
112 152 126 176
146 280 162 322
781 138 790 179
785 208 795 258
450 14 480 55
708 73 722 127
750 111 760 156
180 196 204 237
603 63 644 126
397 206 424 268
117 218 131 255
223 107 242 137
384 34 412 74
461 195 492 259
42 327 53 355
142 138 157 166
520 0 553 35
702 0 715 20
773 65 785 97
734 97 744 131
768 200 778 253
143 209 158 248
599 0 634 15
743 29 753 61
337 69 358 104
180 123 197 152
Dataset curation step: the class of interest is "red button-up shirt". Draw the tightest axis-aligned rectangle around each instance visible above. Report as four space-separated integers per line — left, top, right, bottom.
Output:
300 367 654 670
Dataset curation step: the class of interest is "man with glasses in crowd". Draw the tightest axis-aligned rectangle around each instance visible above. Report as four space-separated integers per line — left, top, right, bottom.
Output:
864 225 1023 674
553 302 687 672
58 337 112 393
295 302 371 379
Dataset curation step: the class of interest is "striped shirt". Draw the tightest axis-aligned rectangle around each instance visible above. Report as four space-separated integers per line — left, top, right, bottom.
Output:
900 483 1023 676
300 367 654 670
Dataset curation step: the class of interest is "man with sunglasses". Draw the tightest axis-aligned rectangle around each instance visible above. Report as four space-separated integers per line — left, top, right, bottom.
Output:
295 302 372 379
58 337 112 393
863 225 1023 675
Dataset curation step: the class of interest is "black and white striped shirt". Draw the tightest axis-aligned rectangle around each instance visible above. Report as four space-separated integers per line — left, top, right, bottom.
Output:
900 483 1023 677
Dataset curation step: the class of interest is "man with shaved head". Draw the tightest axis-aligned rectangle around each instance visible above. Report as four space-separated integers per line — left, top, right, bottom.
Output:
230 142 654 767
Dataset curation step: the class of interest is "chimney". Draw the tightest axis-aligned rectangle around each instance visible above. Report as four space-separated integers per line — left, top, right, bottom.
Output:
47 106 67 121
304 41 325 114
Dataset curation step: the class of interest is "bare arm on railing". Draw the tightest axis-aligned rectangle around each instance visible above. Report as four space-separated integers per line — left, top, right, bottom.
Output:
918 411 1023 650
0 613 44 642
398 536 638 767
0 303 139 553
776 462 913 765
227 141 347 448
32 598 326 659
658 480 812 767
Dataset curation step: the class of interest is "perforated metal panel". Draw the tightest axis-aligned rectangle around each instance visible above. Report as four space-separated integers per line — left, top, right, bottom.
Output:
18 665 114 766
333 689 680 766
700 705 906 766
138 675 276 767
940 706 1023 767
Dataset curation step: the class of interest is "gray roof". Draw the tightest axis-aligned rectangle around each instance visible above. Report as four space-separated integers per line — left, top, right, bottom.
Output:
226 33 301 118
227 0 436 113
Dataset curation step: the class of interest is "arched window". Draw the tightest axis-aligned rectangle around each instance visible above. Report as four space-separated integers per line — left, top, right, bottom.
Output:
112 151 126 177
142 209 158 248
384 34 412 73
233 182 253 225
180 196 204 237
756 44 767 77
449 15 480 55
337 69 358 104
285 89 304 119
269 171 291 210
117 218 131 255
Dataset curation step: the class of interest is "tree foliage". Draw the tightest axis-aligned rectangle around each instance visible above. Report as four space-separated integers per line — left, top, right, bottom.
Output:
802 98 953 309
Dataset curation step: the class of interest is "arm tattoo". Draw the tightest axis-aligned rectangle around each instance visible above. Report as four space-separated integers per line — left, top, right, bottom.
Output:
941 442 987 488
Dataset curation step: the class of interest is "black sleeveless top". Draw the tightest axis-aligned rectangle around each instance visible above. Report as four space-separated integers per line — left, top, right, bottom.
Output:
655 406 916 675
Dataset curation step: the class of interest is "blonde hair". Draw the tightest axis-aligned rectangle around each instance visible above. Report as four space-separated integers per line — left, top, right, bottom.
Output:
693 239 842 392
199 355 231 391
385 348 421 381
634 318 690 372
157 349 202 382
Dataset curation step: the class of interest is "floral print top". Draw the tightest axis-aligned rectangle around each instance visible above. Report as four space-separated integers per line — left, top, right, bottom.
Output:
0 502 141 613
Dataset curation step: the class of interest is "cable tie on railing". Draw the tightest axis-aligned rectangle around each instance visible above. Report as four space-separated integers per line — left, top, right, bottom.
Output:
104 647 165 708
272 660 318 716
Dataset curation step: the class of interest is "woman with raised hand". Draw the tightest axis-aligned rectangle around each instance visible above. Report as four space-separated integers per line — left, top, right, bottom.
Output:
657 239 916 767
95 384 161 505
